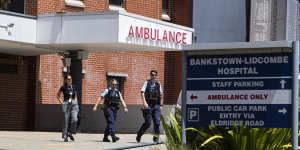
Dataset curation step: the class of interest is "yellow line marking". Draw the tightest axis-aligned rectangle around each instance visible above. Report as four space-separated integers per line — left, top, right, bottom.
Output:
42 142 90 146
0 144 12 146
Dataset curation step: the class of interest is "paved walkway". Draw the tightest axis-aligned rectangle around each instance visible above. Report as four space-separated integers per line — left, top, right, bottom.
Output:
0 131 167 150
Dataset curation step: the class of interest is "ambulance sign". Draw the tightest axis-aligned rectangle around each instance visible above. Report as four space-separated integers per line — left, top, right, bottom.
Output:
186 53 292 128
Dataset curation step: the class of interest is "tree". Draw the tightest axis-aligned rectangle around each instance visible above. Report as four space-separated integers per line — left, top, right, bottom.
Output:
0 0 11 10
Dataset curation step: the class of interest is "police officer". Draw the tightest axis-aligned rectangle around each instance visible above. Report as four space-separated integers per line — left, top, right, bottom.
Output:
57 75 79 142
93 79 128 142
136 70 163 143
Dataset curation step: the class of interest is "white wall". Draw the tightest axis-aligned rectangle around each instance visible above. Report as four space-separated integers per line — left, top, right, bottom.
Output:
37 12 119 44
0 13 36 43
37 11 193 50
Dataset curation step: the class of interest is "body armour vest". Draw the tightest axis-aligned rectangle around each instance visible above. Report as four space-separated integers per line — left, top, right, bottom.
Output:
104 89 121 106
145 80 161 105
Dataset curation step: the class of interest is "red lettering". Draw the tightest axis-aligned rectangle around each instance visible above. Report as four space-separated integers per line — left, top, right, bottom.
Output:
128 25 134 37
169 31 175 43
182 32 187 44
129 25 187 44
135 26 143 38
144 28 149 39
176 32 182 44
162 30 168 41
150 28 156 40
156 29 161 41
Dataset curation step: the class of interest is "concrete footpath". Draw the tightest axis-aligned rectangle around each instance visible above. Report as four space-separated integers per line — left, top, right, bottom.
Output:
0 131 167 150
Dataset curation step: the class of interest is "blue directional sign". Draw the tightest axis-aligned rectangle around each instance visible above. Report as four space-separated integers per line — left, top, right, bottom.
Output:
187 53 292 78
186 52 292 128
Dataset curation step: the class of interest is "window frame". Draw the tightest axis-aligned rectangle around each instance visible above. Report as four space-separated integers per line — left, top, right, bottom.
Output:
106 76 125 96
162 0 171 21
109 0 125 11
106 71 128 97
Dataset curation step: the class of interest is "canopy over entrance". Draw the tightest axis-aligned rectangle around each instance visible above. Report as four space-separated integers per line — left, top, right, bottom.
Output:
0 10 194 56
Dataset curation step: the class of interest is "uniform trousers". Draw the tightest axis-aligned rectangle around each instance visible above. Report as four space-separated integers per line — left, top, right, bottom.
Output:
103 105 118 136
137 104 161 137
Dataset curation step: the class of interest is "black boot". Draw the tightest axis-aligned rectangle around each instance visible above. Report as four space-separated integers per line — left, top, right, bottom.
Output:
64 137 68 142
136 134 141 143
68 133 74 141
111 134 120 142
153 136 159 143
103 137 110 142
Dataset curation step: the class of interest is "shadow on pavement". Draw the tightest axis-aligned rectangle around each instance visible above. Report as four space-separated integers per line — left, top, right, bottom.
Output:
48 139 67 142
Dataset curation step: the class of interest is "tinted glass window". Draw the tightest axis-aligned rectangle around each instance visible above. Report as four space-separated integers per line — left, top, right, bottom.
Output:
1 0 24 14
110 0 123 6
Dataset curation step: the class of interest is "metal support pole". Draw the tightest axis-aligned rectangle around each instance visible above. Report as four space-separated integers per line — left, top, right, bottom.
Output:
292 40 299 150
181 51 187 145
24 0 26 14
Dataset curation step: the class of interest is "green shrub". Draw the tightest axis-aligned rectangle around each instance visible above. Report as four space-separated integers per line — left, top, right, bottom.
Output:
160 108 293 150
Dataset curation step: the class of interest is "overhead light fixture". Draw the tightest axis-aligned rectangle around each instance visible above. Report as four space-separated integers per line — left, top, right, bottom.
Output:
82 69 86 74
62 67 68 73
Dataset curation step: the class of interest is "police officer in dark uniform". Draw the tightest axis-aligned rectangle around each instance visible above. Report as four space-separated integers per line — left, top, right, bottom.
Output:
136 70 163 143
57 75 79 142
93 79 128 142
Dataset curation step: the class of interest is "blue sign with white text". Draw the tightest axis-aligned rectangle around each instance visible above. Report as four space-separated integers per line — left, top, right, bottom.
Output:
187 104 291 128
187 78 292 90
186 52 292 128
187 53 292 78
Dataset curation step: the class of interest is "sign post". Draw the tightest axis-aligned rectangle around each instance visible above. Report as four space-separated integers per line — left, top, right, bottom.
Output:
181 51 187 145
292 41 299 150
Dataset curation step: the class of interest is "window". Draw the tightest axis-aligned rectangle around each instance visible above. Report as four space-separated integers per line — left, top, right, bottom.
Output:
109 0 125 11
106 72 128 96
162 0 170 21
107 76 125 95
110 0 123 6
0 0 25 14
0 64 17 74
162 0 168 14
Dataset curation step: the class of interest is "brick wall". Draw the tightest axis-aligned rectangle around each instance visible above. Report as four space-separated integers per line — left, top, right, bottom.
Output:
169 0 191 27
35 0 161 18
0 55 36 130
82 52 165 104
38 52 164 105
164 51 181 104
26 0 37 16
37 0 59 14
125 0 162 19
164 0 190 104
35 0 190 105
38 55 64 104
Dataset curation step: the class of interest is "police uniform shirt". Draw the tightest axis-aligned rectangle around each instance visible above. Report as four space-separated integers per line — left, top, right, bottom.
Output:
60 84 76 101
141 80 163 94
101 88 123 99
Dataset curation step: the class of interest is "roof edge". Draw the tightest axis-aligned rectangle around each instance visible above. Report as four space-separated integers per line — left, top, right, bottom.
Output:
183 41 293 51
